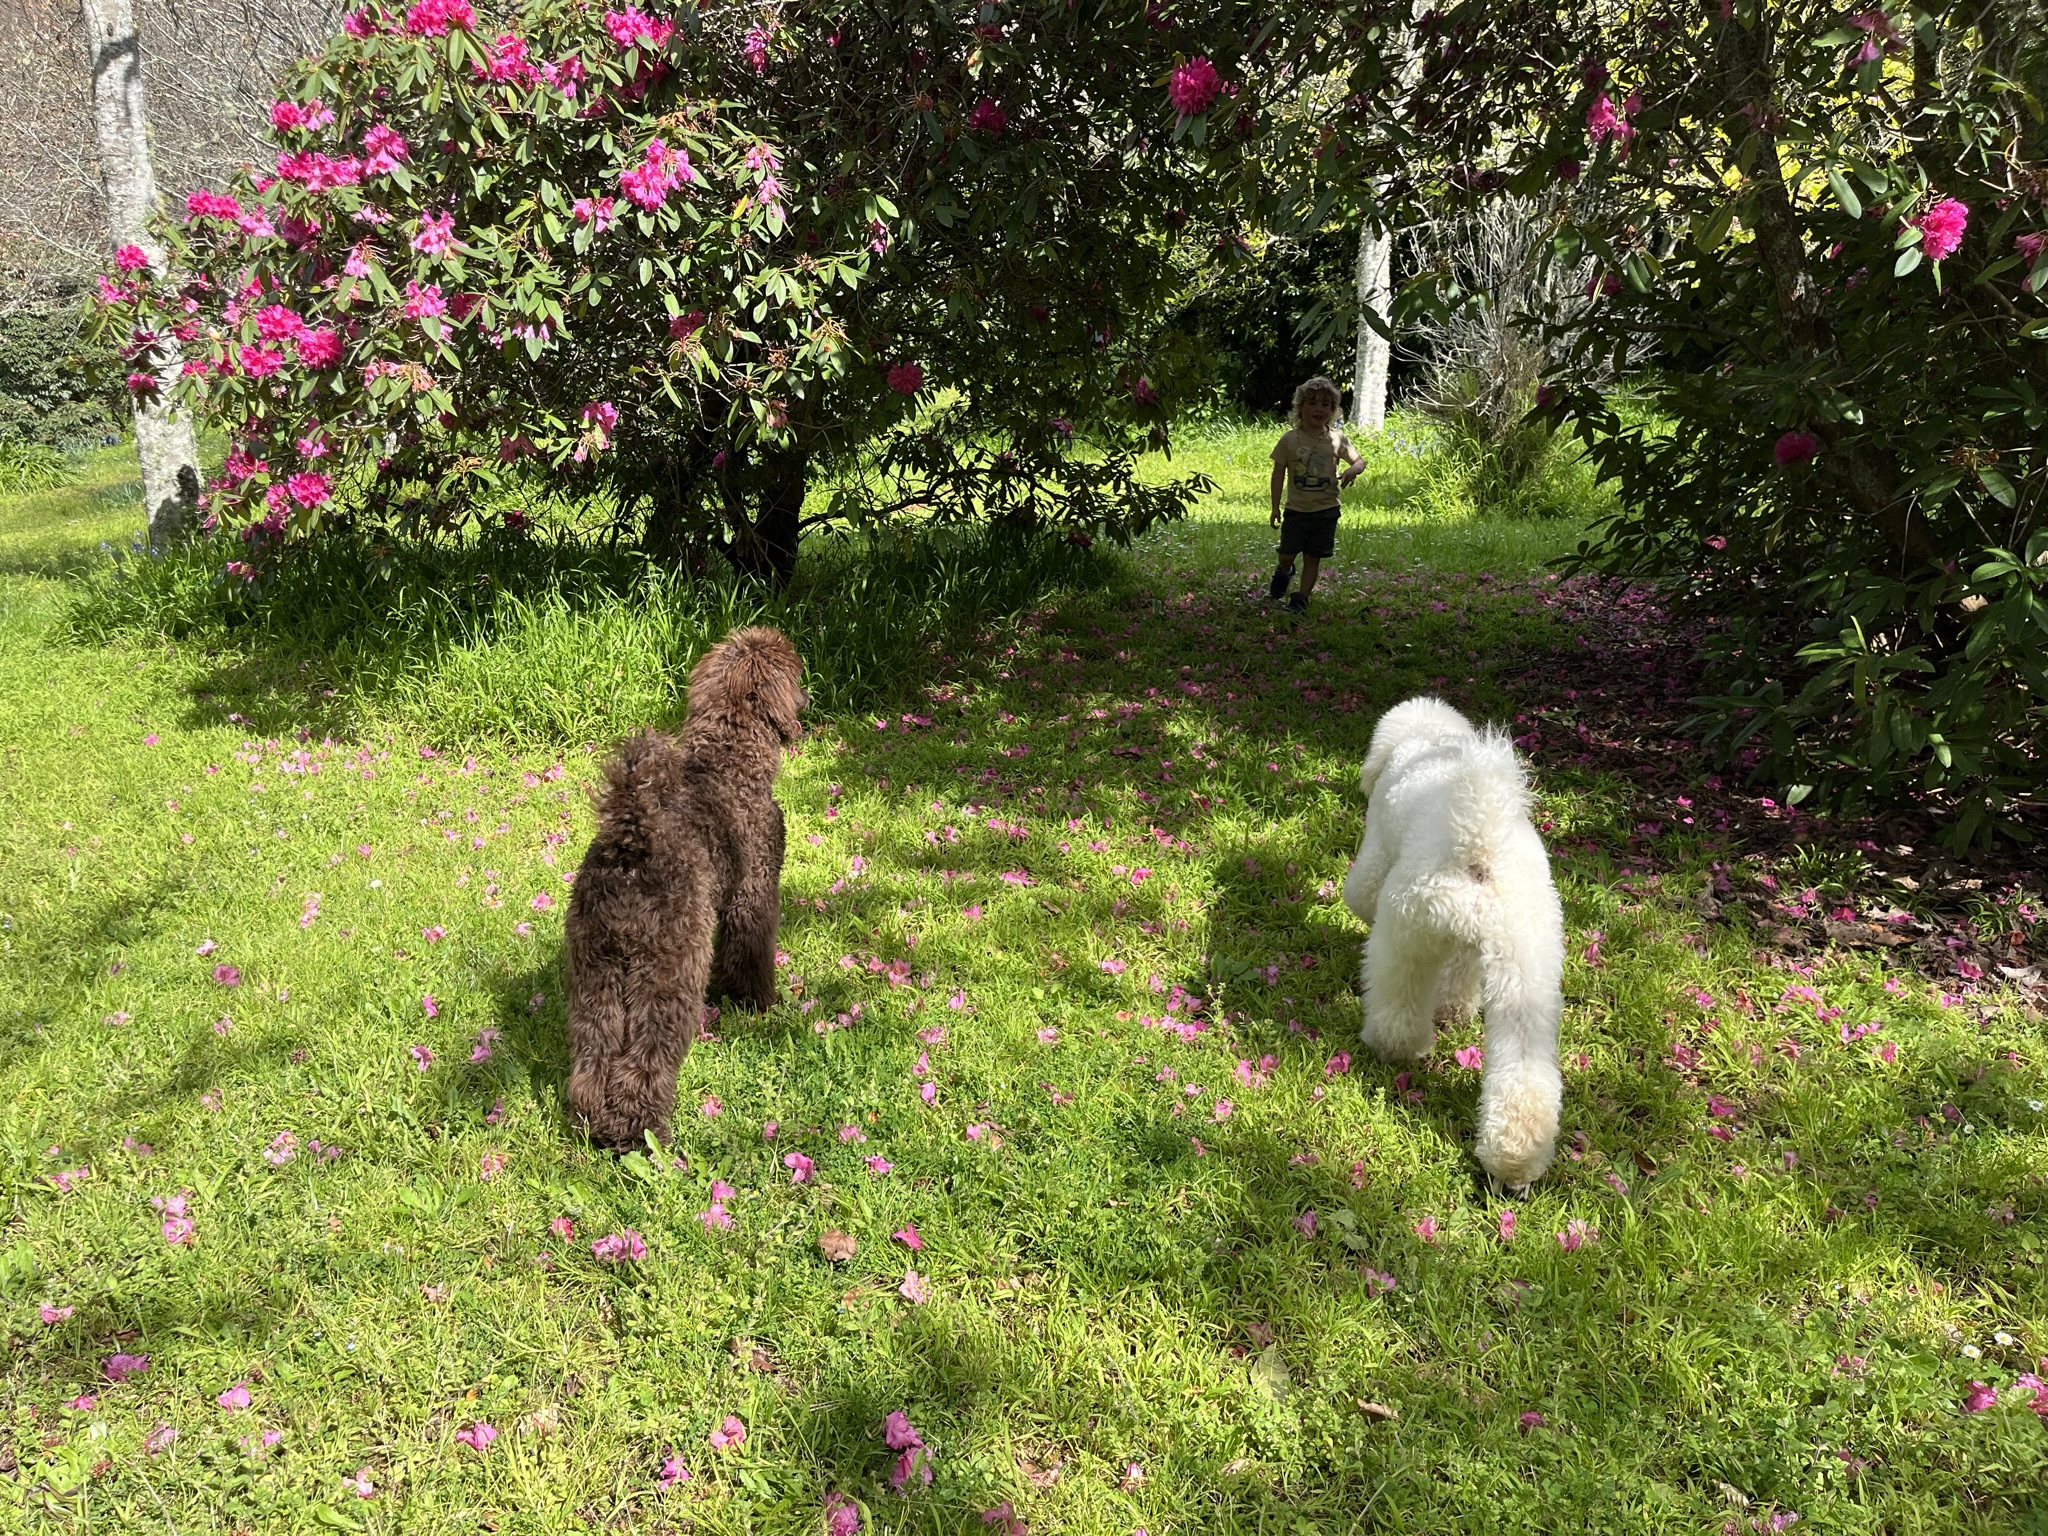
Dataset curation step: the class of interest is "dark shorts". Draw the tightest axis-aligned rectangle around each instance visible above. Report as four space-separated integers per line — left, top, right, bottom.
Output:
1277 507 1340 560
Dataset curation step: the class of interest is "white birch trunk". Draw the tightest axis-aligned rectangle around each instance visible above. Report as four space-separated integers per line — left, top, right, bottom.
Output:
82 0 199 552
1351 213 1393 433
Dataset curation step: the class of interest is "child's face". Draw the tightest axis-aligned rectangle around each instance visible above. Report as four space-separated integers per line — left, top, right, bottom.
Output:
1299 391 1335 428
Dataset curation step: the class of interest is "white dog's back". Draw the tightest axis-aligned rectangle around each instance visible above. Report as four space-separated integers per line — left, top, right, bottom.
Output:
1343 696 1565 1187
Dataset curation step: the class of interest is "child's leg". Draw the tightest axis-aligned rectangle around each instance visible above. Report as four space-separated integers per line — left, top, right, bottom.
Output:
1298 555 1322 596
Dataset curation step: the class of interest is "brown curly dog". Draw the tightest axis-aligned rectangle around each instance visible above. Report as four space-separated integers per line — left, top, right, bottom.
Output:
564 626 807 1150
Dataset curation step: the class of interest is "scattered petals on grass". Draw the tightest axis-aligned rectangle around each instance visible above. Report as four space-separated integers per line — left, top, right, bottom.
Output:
145 1424 179 1455
865 1154 894 1175
899 1269 932 1304
1497 1209 1517 1241
657 1452 690 1488
1558 1219 1597 1251
212 963 241 986
409 1044 433 1071
894 1225 923 1250
216 1382 252 1410
783 1151 815 1184
825 1491 862 1535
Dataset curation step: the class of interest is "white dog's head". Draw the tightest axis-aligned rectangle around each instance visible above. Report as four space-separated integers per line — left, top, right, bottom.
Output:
1358 695 1479 800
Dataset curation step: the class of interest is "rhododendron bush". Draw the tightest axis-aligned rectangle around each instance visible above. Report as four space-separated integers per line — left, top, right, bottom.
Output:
88 0 1312 581
1325 2 2048 841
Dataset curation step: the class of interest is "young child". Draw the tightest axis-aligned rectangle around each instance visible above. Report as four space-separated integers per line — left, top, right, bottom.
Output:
1267 376 1364 612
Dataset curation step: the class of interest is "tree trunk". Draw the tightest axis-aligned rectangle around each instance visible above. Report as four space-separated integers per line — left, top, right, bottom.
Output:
82 0 199 553
722 452 803 587
1350 211 1393 433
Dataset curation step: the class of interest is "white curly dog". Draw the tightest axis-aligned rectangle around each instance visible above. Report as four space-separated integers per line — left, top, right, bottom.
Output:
1342 696 1565 1188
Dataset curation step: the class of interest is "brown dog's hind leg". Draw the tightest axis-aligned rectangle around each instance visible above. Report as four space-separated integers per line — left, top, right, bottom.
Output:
588 907 714 1150
710 809 784 1012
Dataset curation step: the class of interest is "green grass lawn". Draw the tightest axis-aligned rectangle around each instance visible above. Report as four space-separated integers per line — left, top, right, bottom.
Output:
2 425 2044 1534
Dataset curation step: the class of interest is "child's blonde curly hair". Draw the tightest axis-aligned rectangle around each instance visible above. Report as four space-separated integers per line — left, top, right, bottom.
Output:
1288 375 1344 430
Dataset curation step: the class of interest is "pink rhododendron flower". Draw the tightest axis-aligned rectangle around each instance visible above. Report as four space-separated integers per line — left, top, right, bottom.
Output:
899 1268 932 1304
966 96 1008 135
619 138 696 209
409 1044 433 1071
454 1420 496 1451
1586 92 1633 145
783 1151 815 1184
604 8 674 49
114 243 151 271
1413 1214 1439 1242
403 281 446 319
1169 55 1223 117
145 1424 179 1455
362 124 410 175
891 1445 933 1491
105 1352 150 1382
743 23 772 72
1773 430 1820 465
218 1382 252 1410
825 1492 862 1535
286 471 331 508
887 361 924 395
894 1225 922 1250
405 0 476 38
591 1229 647 1263
1961 1381 1997 1413
865 1154 893 1174
413 210 456 256
883 1410 922 1450
1324 1051 1351 1076
187 190 241 221
707 1415 747 1449
295 328 342 368
1454 1045 1484 1069
1557 1218 1597 1251
40 1303 74 1324
1915 197 1969 262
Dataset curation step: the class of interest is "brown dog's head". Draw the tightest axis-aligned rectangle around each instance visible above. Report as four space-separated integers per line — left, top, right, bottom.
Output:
684 625 808 743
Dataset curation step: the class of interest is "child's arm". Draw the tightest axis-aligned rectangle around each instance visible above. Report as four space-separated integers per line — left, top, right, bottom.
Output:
1268 458 1287 526
1338 433 1366 488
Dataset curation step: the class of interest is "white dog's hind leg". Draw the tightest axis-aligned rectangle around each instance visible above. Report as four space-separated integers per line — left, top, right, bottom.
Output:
1359 910 1445 1061
1341 833 1391 924
1433 943 1483 1023
1471 922 1564 1189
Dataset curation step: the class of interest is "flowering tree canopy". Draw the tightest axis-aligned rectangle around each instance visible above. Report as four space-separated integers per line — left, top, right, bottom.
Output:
91 0 1323 581
1281 1 2048 841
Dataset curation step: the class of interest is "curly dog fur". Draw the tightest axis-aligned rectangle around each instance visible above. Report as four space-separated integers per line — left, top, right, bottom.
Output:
564 626 807 1150
1342 696 1566 1189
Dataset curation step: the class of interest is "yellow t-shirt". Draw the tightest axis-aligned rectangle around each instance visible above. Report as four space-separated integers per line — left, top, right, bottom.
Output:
1271 426 1356 513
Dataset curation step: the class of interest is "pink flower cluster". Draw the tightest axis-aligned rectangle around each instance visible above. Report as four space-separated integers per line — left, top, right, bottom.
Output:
887 361 924 395
363 124 410 175
698 1177 736 1229
297 328 342 368
186 190 243 221
474 33 541 86
404 0 476 37
604 8 674 50
1169 55 1222 117
269 99 335 133
573 194 619 232
1586 92 1636 146
1914 197 1969 262
413 210 456 256
276 150 364 192
707 1414 747 1450
966 96 1008 135
1773 430 1820 466
403 280 446 319
743 23 772 73
590 1229 647 1263
619 138 697 210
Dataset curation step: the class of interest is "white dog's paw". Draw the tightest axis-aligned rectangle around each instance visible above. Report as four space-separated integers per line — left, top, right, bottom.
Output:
1358 1010 1434 1062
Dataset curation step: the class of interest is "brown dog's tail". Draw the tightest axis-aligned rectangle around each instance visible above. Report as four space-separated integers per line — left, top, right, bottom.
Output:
589 730 677 863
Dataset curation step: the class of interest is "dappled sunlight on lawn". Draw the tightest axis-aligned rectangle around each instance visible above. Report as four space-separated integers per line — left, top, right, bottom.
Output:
1 448 2044 1532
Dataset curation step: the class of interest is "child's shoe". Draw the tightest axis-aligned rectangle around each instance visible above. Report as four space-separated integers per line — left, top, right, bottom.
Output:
1286 593 1309 613
1267 568 1291 600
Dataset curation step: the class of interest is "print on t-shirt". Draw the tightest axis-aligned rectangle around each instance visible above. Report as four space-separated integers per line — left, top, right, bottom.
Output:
1272 427 1355 513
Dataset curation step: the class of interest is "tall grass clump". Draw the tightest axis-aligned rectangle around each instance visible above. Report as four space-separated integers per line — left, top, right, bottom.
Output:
68 521 1126 743
0 440 81 496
